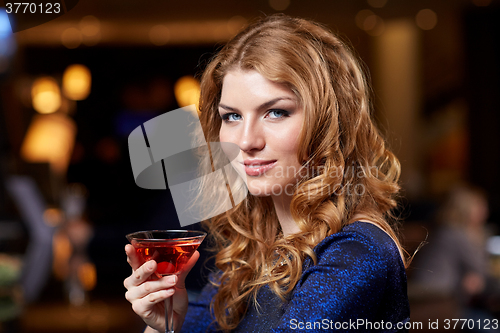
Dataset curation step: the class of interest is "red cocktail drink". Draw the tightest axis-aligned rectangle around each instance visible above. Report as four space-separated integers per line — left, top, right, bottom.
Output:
131 237 204 277
126 230 206 333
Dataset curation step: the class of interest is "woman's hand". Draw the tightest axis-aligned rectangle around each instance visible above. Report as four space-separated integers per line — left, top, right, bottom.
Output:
124 244 200 333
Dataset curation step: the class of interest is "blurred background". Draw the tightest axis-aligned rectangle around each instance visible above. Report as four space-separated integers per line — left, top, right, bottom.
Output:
0 0 499 332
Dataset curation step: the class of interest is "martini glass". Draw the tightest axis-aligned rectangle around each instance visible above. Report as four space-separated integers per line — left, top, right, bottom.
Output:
126 230 207 333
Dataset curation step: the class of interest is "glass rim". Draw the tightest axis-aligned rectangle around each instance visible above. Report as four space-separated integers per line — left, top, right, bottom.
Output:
126 229 207 242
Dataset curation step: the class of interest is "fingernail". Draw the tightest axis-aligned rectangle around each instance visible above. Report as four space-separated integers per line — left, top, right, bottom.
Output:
147 261 155 270
167 275 177 284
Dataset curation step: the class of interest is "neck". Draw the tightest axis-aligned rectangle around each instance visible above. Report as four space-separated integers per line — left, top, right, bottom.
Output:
272 195 301 236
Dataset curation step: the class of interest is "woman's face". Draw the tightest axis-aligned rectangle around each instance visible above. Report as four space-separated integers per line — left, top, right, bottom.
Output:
219 69 304 197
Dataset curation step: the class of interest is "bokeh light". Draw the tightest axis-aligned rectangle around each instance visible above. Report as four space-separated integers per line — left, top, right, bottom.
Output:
43 208 64 227
52 231 72 279
366 16 385 36
31 77 61 114
63 64 92 101
0 11 15 74
0 11 12 38
227 16 247 36
416 9 438 30
174 76 201 111
20 113 76 173
78 262 97 291
356 10 385 36
79 15 101 46
149 24 171 46
269 0 290 11
367 0 388 8
356 9 375 29
61 27 82 49
79 15 100 36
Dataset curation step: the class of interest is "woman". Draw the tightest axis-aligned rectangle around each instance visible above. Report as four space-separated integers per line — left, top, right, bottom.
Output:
411 185 496 331
124 14 410 332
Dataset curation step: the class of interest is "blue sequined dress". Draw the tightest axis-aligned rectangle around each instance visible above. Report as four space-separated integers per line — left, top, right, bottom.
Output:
181 221 410 332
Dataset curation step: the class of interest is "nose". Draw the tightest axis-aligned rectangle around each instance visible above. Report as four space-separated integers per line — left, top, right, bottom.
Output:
238 119 265 153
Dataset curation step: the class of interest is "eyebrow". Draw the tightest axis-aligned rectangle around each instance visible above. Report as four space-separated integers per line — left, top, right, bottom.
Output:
218 97 294 112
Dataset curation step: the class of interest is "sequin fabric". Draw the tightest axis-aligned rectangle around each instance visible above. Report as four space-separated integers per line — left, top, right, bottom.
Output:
181 222 410 332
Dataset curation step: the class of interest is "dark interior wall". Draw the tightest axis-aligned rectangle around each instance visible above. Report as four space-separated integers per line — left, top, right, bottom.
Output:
465 5 500 221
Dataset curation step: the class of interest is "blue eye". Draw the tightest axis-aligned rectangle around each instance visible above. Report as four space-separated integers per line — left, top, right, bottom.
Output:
267 109 290 119
220 113 242 122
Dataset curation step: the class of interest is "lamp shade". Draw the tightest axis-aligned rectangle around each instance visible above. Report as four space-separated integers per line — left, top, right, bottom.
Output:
20 113 76 173
63 64 91 101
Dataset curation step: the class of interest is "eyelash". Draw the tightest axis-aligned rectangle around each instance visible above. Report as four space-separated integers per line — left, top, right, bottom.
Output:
220 109 290 123
268 109 290 119
220 113 241 122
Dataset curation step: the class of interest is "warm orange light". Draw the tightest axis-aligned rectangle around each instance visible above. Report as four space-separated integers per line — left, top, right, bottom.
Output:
415 9 438 30
61 27 82 49
78 262 97 291
356 10 374 29
31 77 61 114
79 15 101 37
43 208 64 227
366 16 385 36
149 24 170 46
20 113 76 173
227 16 247 35
174 76 200 111
269 0 290 11
355 10 385 36
53 231 73 280
79 15 101 46
63 64 92 100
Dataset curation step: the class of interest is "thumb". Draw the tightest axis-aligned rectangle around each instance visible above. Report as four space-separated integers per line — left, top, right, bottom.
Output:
176 250 200 289
125 244 144 271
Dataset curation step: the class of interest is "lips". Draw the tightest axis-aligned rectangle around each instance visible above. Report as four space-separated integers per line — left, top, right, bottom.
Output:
242 159 277 176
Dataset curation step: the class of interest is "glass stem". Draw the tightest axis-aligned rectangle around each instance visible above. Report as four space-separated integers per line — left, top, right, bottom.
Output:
165 296 174 333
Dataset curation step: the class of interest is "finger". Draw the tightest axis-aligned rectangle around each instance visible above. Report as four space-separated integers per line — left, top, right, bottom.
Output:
125 244 143 271
132 288 175 315
124 260 157 289
176 250 200 289
125 275 178 301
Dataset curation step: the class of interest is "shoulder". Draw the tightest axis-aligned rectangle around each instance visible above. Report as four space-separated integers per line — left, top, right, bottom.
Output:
308 221 403 271
289 221 409 322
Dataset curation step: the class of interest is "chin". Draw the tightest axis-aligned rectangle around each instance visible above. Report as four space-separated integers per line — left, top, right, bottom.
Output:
247 186 272 197
246 181 292 197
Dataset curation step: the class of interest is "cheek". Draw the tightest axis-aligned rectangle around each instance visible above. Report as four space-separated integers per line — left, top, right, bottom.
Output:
276 116 304 158
219 127 230 144
219 125 240 146
274 125 302 161
280 143 299 165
